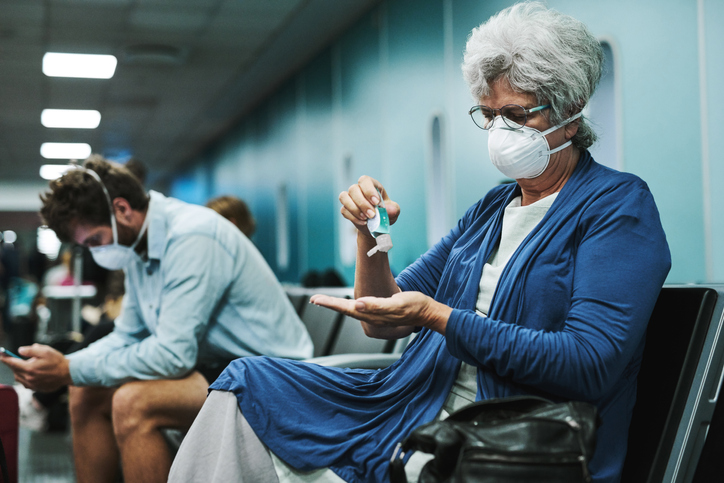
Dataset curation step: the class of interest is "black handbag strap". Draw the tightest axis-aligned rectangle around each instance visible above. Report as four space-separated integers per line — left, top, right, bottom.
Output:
0 435 10 483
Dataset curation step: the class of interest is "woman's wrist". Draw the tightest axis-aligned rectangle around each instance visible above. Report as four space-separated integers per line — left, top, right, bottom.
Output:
357 229 376 246
423 300 452 335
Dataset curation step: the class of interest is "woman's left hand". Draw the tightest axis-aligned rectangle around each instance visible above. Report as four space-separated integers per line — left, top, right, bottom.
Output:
310 291 452 335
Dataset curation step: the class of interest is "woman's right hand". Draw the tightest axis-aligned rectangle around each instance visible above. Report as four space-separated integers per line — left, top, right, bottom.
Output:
339 175 400 234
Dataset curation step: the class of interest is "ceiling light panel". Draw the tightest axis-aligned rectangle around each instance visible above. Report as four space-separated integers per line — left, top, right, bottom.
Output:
50 0 132 5
41 109 101 129
43 52 118 79
40 142 92 159
39 164 74 180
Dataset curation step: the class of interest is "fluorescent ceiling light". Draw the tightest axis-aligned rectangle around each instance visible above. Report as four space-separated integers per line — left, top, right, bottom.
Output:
40 143 92 160
41 109 101 129
43 52 117 79
39 164 75 180
37 226 62 261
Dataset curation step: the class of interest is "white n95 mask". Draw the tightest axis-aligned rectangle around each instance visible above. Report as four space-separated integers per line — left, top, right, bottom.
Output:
487 112 582 180
82 168 150 270
89 214 148 270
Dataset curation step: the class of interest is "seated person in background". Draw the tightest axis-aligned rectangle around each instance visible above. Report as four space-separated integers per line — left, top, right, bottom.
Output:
206 194 256 238
168 3 671 483
42 246 73 286
1 156 313 483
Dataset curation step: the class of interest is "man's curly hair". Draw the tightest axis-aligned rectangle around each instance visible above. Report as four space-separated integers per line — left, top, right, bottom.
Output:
40 155 149 242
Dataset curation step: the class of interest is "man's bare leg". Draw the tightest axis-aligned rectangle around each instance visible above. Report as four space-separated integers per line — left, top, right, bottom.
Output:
69 385 119 483
112 371 209 483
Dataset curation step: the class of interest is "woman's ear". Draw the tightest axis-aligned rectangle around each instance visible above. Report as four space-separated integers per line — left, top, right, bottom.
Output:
564 118 580 140
564 103 585 140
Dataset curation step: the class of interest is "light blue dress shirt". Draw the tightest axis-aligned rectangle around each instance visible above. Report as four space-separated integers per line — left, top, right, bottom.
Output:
67 191 313 386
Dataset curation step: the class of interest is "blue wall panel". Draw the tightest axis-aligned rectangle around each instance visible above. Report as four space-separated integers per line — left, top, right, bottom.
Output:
295 52 337 280
170 161 211 206
567 0 705 283
705 0 724 281
383 0 445 272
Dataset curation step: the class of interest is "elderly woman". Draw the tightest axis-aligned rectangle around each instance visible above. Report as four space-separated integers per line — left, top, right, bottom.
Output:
169 3 670 483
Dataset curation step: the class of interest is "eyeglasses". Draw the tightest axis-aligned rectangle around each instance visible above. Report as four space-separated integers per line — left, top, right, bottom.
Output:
468 104 550 130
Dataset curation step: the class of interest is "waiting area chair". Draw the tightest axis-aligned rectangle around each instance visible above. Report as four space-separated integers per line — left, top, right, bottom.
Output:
621 285 724 482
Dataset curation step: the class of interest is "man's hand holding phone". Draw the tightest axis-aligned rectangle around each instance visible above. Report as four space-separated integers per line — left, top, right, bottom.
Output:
0 347 27 359
0 344 72 392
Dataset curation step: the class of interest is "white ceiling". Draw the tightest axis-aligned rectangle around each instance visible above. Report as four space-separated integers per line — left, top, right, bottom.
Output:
0 0 381 185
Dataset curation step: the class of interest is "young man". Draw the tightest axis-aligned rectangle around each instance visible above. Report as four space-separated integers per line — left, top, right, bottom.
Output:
1 156 313 483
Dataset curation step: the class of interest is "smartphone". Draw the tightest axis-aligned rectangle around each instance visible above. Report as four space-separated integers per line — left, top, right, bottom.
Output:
0 347 26 359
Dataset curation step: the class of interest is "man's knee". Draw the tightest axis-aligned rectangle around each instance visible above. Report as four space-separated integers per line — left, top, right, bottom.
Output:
112 373 208 443
112 381 155 440
69 386 114 424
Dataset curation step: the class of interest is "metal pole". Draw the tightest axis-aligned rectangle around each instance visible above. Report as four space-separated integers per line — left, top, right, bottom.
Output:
71 246 83 334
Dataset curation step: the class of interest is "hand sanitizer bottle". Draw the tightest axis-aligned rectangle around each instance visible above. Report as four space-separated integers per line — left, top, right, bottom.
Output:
366 191 393 257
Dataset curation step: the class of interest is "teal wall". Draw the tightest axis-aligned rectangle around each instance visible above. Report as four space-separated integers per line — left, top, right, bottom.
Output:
170 0 723 285
704 0 724 282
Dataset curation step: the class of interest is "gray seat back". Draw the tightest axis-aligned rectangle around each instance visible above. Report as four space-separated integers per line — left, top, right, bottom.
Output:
622 285 724 482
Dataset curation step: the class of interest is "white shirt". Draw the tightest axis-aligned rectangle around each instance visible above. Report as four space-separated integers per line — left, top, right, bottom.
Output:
446 192 559 414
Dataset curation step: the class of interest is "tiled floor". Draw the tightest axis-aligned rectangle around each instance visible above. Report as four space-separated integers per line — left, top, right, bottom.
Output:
17 428 75 483
1 358 76 483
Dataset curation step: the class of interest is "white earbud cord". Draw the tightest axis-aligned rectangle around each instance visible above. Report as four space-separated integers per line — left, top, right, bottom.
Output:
80 168 119 244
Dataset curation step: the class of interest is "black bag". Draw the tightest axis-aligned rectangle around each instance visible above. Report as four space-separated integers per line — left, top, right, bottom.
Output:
389 396 599 483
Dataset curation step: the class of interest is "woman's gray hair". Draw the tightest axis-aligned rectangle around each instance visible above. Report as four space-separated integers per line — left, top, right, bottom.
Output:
462 1 604 150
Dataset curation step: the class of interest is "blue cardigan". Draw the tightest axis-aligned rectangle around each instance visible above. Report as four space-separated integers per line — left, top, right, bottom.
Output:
211 152 671 483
